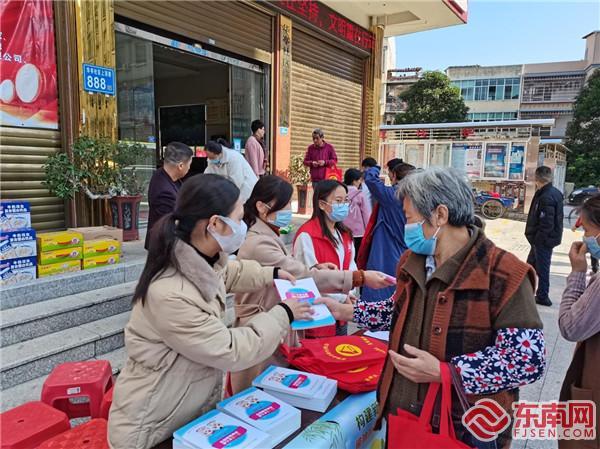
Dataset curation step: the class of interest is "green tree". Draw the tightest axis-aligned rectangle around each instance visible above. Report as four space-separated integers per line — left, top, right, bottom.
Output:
565 69 600 187
394 71 468 124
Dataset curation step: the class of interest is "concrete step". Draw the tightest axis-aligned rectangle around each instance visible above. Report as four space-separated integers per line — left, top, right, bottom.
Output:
0 312 130 390
0 260 144 310
0 347 127 413
1 282 136 347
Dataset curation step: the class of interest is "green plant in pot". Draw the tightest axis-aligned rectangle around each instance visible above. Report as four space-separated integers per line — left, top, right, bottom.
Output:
43 136 147 240
287 154 311 215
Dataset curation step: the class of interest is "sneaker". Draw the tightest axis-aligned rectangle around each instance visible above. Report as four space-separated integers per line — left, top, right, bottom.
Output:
536 296 553 307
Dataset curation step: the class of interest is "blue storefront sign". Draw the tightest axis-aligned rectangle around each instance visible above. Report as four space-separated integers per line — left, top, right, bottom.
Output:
82 63 115 95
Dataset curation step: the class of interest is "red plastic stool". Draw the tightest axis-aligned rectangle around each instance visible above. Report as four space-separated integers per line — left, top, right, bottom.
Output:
41 361 113 419
36 419 108 449
0 401 70 449
99 386 113 419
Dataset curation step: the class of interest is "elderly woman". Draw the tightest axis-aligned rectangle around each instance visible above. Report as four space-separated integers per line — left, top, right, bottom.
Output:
320 167 546 448
559 194 600 449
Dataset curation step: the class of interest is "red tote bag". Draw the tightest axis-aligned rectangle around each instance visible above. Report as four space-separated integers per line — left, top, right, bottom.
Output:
388 363 474 449
325 164 342 181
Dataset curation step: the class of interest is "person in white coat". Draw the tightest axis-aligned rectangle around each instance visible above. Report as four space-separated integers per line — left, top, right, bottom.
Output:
204 140 258 202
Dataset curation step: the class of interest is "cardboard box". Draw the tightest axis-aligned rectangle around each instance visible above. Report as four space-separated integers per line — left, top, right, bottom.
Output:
83 253 120 270
39 247 83 265
0 256 37 286
37 231 83 253
38 260 81 278
68 226 123 245
0 228 37 260
0 201 31 231
83 239 121 258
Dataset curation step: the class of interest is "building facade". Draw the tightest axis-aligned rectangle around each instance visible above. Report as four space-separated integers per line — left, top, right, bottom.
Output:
0 0 468 230
447 31 600 140
382 67 422 125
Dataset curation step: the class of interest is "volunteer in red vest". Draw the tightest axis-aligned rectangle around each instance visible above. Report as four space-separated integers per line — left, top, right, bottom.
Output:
317 167 546 448
293 180 355 336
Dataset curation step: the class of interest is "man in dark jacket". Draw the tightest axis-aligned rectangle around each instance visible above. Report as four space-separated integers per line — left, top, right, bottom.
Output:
303 128 338 185
145 142 193 250
525 166 564 306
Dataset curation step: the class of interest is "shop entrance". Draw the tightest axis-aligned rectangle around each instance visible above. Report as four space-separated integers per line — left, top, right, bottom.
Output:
115 27 267 224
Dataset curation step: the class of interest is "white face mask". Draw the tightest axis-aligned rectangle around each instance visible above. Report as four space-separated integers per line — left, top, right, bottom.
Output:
208 216 247 254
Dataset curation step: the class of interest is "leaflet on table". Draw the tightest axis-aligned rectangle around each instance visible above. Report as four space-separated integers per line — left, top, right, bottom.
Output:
252 365 326 399
264 375 337 413
273 278 335 330
283 392 378 449
173 409 271 449
217 387 300 445
363 331 390 342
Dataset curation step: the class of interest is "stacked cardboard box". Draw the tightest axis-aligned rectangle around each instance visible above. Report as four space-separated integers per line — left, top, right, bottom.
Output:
37 231 83 278
83 239 121 269
0 201 37 287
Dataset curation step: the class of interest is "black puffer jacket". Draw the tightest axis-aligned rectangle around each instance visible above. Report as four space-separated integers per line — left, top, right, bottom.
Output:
525 183 564 248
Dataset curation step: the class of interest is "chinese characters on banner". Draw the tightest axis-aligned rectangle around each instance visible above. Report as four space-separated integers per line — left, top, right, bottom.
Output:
277 0 374 51
0 0 58 129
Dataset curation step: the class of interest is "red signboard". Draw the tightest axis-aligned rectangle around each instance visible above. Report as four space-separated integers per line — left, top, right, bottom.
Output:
276 1 374 52
0 0 58 129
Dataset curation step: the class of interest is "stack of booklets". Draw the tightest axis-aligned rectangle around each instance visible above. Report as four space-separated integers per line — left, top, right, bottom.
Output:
217 387 301 446
173 410 272 449
253 365 337 413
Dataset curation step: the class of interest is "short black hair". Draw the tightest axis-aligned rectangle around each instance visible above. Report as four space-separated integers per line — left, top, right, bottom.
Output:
391 162 415 181
344 168 362 186
206 140 223 155
361 157 377 168
535 166 553 183
164 142 193 165
251 120 265 134
216 138 231 149
244 175 293 227
386 158 404 170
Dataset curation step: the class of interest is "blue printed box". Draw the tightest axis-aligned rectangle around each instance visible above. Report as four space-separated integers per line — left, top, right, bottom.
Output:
0 201 31 231
0 228 37 261
0 256 37 287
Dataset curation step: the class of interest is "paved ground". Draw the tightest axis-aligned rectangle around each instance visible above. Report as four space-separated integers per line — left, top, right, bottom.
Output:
484 217 581 449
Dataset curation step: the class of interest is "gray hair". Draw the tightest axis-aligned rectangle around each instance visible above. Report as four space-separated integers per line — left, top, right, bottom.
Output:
535 166 553 184
397 167 474 226
164 142 193 165
312 128 324 138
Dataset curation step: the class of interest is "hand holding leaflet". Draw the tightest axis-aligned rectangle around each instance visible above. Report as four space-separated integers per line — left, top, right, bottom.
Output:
274 278 335 331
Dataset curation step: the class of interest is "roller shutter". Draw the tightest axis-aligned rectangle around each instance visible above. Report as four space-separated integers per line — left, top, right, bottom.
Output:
115 1 273 64
291 28 364 169
0 127 65 231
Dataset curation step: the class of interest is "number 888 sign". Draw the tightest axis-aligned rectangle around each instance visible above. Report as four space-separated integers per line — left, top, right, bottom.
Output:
82 63 115 95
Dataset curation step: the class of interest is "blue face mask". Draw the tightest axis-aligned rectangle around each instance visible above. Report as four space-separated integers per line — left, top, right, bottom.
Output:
583 234 600 259
404 221 441 256
209 158 221 165
329 203 350 222
269 209 293 228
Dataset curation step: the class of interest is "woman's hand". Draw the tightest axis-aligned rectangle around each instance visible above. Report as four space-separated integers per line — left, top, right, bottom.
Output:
363 271 396 289
388 344 441 383
284 299 314 321
569 241 588 273
315 262 338 270
314 297 354 321
277 269 296 284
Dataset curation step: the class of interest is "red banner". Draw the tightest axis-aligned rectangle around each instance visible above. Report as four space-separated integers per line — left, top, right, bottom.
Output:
0 0 58 129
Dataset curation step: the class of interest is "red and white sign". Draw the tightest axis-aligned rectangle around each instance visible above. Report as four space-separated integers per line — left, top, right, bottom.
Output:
0 0 58 129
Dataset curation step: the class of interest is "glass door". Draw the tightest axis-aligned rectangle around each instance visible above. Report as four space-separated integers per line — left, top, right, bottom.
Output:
230 66 265 153
115 32 156 224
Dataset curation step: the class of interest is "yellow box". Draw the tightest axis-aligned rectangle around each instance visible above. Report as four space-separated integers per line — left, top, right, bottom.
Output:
83 253 120 270
83 239 121 258
39 247 83 265
37 231 83 252
38 260 81 278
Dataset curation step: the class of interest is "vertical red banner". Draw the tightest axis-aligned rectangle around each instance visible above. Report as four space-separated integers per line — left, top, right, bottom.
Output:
0 0 58 129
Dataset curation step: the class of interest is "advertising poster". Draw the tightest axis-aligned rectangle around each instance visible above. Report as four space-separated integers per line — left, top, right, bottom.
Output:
509 144 526 180
0 0 58 129
452 143 482 178
484 143 508 178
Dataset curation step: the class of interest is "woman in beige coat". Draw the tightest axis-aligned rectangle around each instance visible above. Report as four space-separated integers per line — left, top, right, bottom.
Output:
231 175 395 393
108 174 312 449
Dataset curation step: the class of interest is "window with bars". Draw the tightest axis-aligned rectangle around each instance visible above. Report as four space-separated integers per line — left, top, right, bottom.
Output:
521 75 584 102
